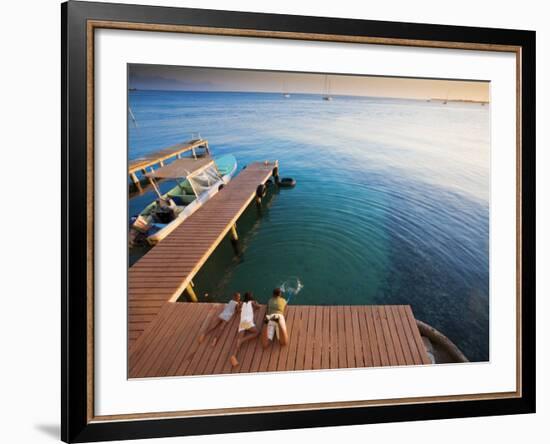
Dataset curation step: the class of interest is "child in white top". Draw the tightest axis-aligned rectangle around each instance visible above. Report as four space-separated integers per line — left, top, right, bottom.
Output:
230 292 261 367
198 292 241 346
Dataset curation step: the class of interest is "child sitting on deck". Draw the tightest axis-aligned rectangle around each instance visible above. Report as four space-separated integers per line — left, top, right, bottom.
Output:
230 292 261 367
262 288 289 348
198 292 241 346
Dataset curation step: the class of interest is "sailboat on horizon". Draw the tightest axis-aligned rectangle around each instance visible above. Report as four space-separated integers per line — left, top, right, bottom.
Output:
283 81 291 98
322 75 333 101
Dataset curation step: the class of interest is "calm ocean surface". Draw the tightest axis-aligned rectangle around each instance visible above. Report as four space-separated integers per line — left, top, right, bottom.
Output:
129 90 490 362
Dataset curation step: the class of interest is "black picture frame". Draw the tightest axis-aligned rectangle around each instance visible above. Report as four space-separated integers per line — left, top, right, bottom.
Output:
62 1 536 442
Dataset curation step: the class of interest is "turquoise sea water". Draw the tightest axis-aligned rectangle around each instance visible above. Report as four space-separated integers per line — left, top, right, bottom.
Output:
128 90 490 362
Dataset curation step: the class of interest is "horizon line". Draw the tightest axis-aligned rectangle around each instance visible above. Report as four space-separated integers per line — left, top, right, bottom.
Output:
128 88 489 103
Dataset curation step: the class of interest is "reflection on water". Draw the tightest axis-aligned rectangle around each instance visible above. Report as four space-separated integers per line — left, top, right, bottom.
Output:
129 91 490 361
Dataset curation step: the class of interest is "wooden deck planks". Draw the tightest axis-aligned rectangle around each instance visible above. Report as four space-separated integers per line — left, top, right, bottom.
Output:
128 161 277 343
128 303 430 378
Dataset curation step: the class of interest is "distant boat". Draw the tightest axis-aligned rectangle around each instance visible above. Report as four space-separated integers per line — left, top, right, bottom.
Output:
129 87 138 91
322 75 333 101
282 81 291 98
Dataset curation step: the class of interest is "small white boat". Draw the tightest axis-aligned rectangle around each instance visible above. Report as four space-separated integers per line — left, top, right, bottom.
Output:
322 75 333 101
130 154 237 246
282 81 291 98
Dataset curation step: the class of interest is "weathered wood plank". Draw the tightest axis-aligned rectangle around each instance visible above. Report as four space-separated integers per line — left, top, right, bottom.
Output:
385 305 407 366
351 306 365 368
312 306 324 370
364 306 382 367
337 306 347 368
303 306 316 370
377 306 398 366
403 305 432 365
295 307 310 371
320 306 331 369
329 306 338 369
284 307 303 371
344 306 356 368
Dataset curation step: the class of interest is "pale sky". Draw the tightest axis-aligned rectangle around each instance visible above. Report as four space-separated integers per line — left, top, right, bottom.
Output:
129 64 490 102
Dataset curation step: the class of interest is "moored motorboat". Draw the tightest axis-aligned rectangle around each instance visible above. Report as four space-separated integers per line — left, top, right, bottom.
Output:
130 153 237 246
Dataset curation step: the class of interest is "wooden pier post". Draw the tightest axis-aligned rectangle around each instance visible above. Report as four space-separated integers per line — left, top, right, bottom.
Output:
230 224 239 241
255 183 266 206
272 166 280 185
130 172 142 192
229 224 242 256
185 283 198 302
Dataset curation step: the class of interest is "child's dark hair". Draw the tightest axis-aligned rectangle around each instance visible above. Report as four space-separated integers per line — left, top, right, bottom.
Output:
273 288 282 297
243 291 254 302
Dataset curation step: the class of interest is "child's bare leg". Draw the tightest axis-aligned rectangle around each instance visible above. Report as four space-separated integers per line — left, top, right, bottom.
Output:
230 331 246 366
211 320 229 346
278 316 289 346
230 327 259 367
261 322 270 348
198 317 222 343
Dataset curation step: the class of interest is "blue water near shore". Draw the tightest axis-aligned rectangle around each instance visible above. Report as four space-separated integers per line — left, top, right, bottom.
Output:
129 90 490 362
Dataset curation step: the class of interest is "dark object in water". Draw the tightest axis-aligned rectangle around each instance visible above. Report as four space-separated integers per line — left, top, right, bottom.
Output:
256 183 267 198
416 319 469 364
278 177 296 188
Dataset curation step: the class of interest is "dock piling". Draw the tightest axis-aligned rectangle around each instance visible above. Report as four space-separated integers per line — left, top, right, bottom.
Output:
130 172 142 192
272 166 280 185
185 283 198 302
230 224 239 241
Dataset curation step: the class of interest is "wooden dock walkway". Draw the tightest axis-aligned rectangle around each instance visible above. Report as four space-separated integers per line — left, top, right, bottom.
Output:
128 139 209 191
128 303 431 378
128 161 278 346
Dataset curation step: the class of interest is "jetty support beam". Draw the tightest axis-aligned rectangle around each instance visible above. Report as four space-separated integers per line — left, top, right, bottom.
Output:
272 166 280 185
230 224 239 241
130 172 142 192
185 283 198 302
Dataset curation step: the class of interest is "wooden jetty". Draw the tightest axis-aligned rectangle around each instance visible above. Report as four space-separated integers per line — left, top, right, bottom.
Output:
128 161 278 345
129 303 431 378
128 138 210 191
127 157 431 376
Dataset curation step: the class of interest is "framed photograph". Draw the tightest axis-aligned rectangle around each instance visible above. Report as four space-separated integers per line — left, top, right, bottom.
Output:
62 1 535 442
